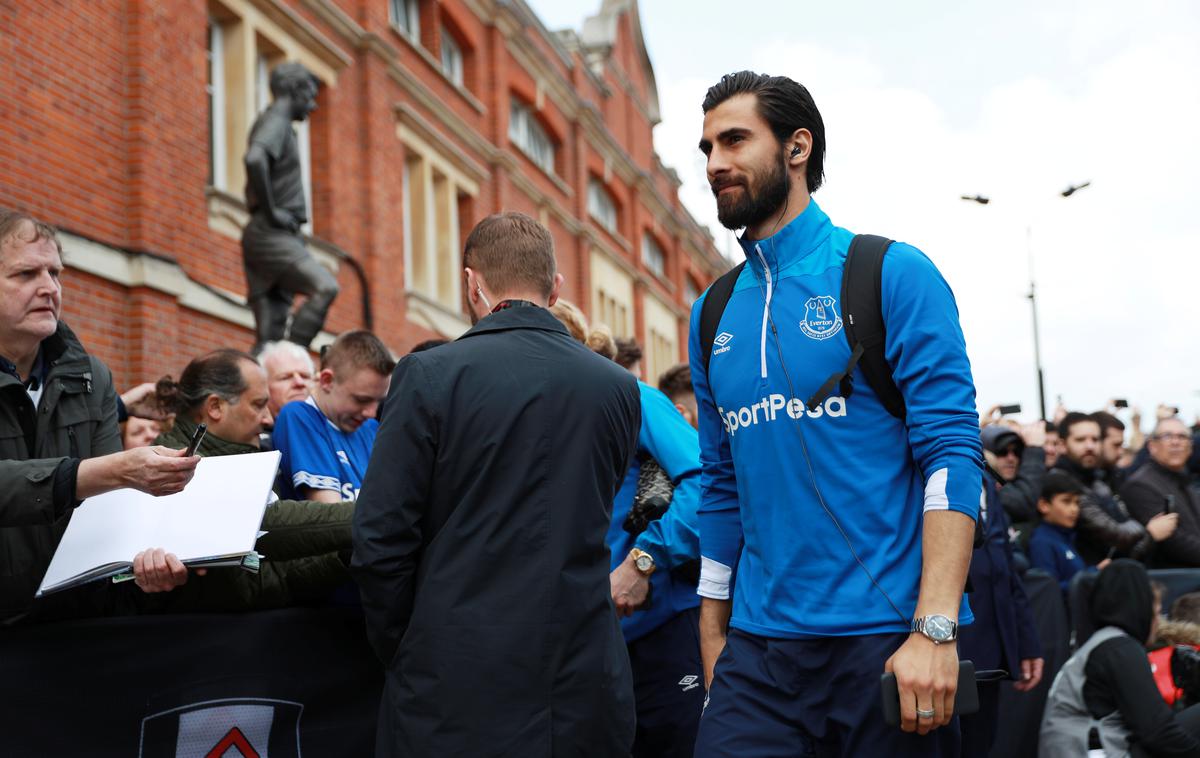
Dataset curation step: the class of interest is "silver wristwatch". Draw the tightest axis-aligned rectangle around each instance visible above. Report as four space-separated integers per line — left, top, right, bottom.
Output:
911 614 958 644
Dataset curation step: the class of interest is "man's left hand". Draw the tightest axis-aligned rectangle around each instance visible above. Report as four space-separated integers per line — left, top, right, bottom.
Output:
132 548 204 593
884 633 959 734
1012 657 1044 692
610 552 650 617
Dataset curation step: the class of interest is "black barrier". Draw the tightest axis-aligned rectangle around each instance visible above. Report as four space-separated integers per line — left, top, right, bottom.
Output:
0 608 381 757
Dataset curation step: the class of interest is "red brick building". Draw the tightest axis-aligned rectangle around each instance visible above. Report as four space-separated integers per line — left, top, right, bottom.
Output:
0 0 725 389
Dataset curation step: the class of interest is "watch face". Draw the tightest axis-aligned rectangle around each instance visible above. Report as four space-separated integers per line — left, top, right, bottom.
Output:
635 555 653 572
926 615 954 641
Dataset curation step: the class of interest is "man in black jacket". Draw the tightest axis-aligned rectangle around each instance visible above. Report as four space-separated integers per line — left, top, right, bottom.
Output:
0 210 199 623
351 212 641 757
1054 412 1176 565
1123 417 1200 568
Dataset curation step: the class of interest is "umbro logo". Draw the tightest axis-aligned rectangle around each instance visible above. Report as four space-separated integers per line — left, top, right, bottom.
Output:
679 674 701 692
713 332 734 356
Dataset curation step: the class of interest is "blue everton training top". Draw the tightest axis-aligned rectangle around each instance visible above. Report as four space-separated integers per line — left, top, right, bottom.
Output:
688 200 983 638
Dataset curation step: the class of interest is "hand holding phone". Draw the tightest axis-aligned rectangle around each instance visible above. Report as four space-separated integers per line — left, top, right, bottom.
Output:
881 660 980 728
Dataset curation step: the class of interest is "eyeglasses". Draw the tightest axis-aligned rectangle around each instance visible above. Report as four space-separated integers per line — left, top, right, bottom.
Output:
997 447 1021 458
1153 433 1191 443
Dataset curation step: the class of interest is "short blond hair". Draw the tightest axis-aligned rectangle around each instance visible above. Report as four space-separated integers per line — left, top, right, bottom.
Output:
549 299 616 361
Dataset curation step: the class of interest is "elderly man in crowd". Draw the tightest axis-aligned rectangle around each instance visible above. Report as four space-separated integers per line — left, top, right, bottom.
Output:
1122 417 1200 568
257 340 315 419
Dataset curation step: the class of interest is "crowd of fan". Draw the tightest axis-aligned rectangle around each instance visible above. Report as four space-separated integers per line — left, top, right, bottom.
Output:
979 403 1200 754
9 203 1200 755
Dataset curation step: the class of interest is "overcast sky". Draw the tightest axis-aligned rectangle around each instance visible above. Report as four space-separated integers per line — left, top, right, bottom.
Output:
528 0 1200 429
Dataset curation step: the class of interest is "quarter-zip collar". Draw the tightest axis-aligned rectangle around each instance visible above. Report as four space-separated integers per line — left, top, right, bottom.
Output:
734 200 832 379
736 199 831 275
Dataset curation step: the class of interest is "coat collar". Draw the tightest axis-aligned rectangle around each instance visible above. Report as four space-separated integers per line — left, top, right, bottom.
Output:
0 321 88 390
458 303 571 340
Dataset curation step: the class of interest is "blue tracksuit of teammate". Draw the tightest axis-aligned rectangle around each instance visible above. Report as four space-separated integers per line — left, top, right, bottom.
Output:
609 382 702 642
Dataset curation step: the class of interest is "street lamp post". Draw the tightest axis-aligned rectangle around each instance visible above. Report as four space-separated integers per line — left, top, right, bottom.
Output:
962 183 1091 420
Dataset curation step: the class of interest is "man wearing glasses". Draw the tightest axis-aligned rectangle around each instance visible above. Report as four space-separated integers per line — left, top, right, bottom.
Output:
1122 417 1200 568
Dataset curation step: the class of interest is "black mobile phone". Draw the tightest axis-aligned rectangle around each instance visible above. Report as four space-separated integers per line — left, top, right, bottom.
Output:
1113 399 1129 408
184 423 207 456
998 404 1022 416
881 660 979 728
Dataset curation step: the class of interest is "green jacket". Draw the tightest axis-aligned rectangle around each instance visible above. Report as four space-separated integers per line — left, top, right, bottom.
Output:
151 417 353 611
0 323 136 623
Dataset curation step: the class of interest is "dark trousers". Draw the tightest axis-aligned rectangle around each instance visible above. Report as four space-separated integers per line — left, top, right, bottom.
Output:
695 629 960 758
958 680 999 757
628 606 704 758
242 215 339 350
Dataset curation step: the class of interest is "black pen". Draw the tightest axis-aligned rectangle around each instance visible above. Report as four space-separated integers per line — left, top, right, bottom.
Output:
184 423 207 456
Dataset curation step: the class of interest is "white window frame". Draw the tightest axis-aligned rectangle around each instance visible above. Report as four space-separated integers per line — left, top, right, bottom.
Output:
207 21 227 190
390 0 420 39
440 28 464 87
587 179 618 234
508 99 555 175
642 232 666 277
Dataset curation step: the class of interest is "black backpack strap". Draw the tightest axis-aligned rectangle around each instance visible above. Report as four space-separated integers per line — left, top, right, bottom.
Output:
699 261 746 375
806 234 906 420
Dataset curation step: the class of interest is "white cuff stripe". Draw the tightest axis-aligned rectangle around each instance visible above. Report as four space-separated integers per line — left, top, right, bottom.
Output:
923 467 949 512
292 471 342 492
698 556 732 600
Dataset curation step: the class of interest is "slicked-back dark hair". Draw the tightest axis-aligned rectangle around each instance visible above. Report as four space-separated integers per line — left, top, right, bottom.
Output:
702 70 826 194
156 349 258 417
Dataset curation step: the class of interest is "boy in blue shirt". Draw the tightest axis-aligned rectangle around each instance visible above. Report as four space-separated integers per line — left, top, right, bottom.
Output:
1029 470 1090 591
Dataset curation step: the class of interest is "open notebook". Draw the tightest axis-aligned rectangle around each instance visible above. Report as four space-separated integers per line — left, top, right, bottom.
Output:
36 451 281 597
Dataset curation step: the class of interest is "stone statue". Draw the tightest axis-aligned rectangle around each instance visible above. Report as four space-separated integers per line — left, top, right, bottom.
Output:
241 61 338 351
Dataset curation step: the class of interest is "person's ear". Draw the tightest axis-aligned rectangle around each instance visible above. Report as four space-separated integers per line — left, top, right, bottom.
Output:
547 272 565 307
464 267 478 303
318 367 336 392
203 394 224 423
787 128 813 165
1036 498 1050 515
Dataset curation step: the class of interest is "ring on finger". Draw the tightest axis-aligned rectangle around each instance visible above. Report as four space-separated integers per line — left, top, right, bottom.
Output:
916 708 936 719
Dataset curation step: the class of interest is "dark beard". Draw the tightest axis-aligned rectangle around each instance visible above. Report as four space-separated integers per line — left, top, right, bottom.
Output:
714 156 790 231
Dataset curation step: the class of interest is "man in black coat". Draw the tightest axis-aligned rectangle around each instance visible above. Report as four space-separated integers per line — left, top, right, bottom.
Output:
351 212 641 757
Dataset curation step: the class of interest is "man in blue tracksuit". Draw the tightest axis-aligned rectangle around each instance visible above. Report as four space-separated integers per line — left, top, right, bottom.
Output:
608 382 704 757
691 71 982 756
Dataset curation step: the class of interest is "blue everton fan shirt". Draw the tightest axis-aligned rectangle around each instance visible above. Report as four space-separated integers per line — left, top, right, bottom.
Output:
275 397 377 501
688 200 982 638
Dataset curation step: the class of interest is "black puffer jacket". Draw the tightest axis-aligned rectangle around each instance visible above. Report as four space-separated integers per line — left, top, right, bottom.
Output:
1056 457 1153 565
